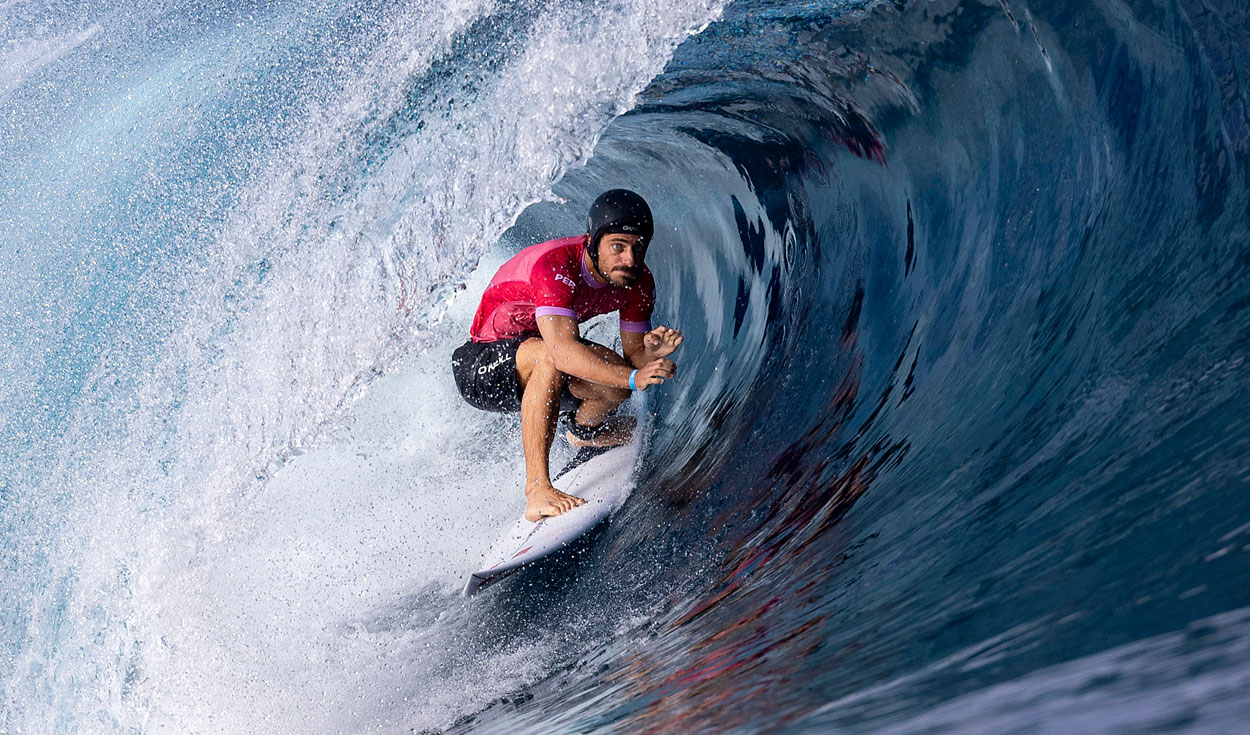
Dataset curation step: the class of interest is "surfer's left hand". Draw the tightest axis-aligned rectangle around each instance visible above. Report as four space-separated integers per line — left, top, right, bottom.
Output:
644 326 683 359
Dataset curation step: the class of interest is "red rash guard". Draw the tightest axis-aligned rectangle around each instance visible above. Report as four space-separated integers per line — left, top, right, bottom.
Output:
470 236 655 343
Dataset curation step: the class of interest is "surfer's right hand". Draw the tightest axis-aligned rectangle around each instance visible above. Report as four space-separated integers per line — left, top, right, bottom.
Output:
634 358 676 391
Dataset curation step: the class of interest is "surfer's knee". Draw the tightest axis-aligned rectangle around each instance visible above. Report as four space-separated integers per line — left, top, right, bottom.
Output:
518 338 563 384
530 350 567 390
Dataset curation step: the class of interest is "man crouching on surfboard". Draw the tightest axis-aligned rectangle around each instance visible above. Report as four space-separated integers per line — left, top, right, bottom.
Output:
451 189 682 522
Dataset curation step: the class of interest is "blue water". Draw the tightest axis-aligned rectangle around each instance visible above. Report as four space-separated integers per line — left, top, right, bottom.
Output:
3 0 1249 732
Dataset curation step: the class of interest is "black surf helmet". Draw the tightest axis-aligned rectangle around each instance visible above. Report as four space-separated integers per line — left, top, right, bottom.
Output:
586 189 653 269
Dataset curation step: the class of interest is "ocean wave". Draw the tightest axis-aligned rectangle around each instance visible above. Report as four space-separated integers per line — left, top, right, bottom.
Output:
3 0 1249 732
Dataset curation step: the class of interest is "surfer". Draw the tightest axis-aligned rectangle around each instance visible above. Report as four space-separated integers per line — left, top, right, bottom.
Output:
451 189 682 521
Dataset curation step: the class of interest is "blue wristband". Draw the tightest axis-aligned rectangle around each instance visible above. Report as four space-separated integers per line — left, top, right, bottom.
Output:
629 369 638 391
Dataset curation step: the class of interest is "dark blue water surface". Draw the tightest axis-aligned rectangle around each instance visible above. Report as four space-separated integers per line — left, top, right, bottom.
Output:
462 0 1250 732
3 0 1249 732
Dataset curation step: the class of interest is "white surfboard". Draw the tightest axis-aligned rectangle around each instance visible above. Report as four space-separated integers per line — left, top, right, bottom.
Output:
463 436 641 597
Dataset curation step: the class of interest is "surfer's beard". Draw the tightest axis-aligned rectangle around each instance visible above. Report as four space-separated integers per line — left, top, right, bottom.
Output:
607 268 637 287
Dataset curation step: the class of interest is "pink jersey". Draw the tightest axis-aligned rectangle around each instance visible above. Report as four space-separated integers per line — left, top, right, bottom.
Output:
470 236 655 343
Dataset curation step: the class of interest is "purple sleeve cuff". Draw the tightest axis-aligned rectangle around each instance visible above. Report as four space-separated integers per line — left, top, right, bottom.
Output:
619 319 652 333
536 306 576 319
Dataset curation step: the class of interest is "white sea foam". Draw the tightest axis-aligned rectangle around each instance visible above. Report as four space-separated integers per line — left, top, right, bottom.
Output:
117 250 524 732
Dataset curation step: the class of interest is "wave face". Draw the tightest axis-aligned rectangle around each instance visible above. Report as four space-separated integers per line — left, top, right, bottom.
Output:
3 0 1250 732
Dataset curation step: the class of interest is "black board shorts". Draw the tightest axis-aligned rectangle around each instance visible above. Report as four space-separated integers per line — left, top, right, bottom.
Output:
451 338 581 414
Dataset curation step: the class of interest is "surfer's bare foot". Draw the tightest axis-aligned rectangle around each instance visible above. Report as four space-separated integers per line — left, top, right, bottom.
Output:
565 415 636 449
524 480 585 522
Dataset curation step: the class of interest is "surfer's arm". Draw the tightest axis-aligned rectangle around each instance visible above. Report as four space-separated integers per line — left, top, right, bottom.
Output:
537 314 635 388
622 331 651 368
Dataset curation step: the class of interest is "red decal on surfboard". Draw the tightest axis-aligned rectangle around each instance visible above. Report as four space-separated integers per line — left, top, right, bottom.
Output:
512 546 532 558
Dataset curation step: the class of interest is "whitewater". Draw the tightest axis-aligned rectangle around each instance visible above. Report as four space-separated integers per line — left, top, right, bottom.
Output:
3 0 1250 733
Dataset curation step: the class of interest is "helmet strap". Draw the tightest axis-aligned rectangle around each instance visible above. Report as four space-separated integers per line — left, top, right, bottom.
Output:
587 234 611 283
